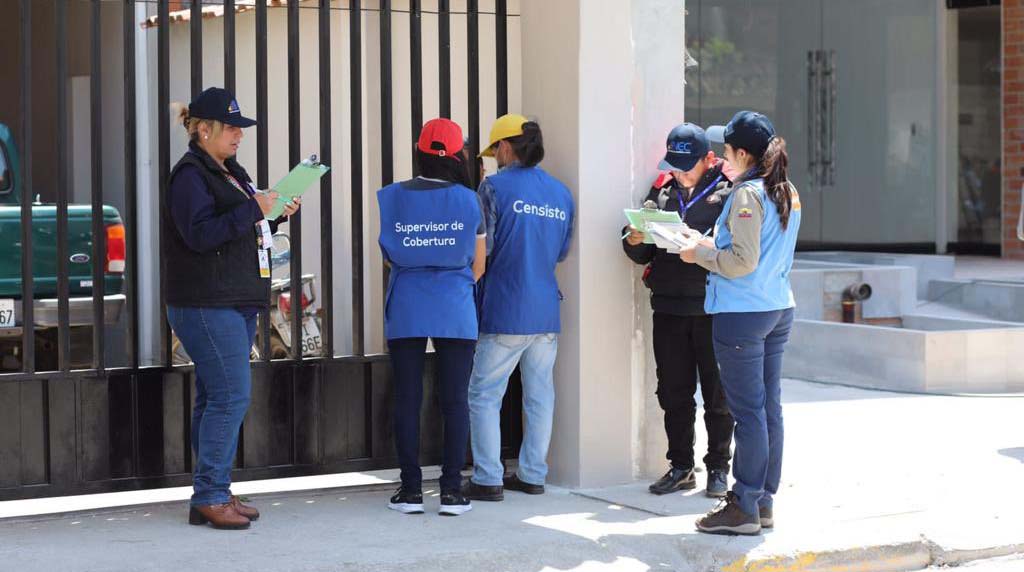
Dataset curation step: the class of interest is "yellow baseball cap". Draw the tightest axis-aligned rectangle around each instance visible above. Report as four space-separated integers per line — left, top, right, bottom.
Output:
480 114 529 157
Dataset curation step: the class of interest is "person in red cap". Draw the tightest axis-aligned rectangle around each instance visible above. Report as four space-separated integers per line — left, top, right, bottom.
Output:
377 118 487 516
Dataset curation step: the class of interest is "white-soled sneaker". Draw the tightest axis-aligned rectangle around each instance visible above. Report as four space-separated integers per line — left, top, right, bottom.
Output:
387 487 424 514
439 491 472 516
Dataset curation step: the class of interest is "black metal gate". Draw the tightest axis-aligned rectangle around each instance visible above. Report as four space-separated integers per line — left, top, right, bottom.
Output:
0 0 521 502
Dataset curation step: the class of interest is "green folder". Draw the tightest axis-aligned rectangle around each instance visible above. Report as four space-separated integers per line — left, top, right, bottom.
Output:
269 155 330 219
624 208 683 244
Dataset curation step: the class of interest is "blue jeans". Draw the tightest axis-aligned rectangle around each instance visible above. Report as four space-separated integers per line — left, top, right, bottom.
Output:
167 305 257 507
712 308 794 517
469 333 558 487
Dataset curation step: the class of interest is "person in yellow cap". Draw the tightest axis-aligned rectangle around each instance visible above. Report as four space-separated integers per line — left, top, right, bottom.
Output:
462 114 575 502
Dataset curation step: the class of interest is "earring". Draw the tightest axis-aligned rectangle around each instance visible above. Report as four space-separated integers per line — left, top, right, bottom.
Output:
204 135 209 140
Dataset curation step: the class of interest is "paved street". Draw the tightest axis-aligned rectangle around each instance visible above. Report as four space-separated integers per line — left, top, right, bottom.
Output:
0 379 1022 572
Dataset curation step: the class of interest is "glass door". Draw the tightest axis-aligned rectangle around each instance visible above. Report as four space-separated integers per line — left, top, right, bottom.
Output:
685 0 823 241
820 0 940 247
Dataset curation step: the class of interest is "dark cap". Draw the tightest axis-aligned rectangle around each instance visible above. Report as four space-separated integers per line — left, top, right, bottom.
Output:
658 123 709 172
706 111 775 157
188 87 257 128
417 118 464 158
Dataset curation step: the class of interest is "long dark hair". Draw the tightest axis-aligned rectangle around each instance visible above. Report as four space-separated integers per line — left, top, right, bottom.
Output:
415 149 472 189
506 121 545 167
754 137 793 230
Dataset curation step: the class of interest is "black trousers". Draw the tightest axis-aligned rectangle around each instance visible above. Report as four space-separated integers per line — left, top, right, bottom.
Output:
652 312 734 472
388 337 476 493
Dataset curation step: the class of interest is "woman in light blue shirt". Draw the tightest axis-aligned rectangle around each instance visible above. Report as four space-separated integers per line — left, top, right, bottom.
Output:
680 111 802 536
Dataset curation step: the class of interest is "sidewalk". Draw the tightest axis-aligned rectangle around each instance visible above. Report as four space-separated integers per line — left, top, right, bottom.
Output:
0 379 1022 572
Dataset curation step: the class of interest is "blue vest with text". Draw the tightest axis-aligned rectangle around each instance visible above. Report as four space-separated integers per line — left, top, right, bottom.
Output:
378 181 481 340
479 166 575 334
705 178 802 314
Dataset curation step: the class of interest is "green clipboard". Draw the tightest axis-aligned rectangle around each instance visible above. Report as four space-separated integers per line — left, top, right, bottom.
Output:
624 208 682 244
268 155 330 219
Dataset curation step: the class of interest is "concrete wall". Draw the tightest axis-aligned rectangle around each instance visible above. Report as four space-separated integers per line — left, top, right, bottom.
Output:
520 0 686 487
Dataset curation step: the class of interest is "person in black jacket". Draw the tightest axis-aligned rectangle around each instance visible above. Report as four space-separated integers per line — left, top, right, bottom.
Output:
622 123 734 498
165 88 300 530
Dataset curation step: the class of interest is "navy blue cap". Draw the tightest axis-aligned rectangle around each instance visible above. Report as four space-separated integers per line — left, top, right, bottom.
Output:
658 123 709 172
188 87 257 128
706 111 775 157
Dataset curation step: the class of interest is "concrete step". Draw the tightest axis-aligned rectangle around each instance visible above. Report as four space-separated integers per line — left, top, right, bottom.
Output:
925 278 1024 323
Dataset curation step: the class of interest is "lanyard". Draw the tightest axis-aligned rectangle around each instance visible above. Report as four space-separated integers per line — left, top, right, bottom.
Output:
223 173 254 199
677 174 723 220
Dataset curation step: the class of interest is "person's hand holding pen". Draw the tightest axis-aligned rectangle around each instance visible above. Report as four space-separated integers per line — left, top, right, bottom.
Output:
253 189 279 216
623 225 645 246
679 226 714 264
253 190 302 218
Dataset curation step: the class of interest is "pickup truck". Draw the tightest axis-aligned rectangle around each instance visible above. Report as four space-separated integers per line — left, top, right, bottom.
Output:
0 122 126 371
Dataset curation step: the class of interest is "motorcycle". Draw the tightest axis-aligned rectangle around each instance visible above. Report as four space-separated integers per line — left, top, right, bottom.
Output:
171 232 323 364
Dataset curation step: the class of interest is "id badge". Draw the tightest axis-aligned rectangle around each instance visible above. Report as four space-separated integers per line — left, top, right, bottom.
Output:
258 249 271 278
256 219 273 250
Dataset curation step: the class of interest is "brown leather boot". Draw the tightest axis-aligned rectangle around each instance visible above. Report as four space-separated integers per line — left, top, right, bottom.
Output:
188 503 251 530
230 495 260 521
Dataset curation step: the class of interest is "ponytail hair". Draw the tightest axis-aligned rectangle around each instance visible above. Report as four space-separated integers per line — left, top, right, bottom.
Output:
415 150 473 189
170 102 222 143
758 136 793 230
507 121 545 167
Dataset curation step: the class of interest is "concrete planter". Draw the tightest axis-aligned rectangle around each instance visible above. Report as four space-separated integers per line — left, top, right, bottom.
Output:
784 317 1024 394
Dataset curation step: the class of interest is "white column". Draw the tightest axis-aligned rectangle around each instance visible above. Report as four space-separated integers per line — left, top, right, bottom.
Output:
519 0 686 487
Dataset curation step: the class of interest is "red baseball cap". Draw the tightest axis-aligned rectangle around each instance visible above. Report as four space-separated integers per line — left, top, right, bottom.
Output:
417 118 464 158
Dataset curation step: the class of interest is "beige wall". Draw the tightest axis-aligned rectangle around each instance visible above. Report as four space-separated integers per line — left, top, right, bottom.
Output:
520 0 686 487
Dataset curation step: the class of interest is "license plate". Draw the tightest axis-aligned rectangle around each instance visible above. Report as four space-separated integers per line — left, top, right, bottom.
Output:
0 299 14 329
300 317 323 356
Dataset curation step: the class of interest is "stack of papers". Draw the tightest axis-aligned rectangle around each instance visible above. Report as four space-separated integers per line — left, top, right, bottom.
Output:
647 222 699 253
624 209 683 245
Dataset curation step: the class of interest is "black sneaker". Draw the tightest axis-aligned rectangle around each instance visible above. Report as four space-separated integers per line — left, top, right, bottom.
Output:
503 474 545 495
387 487 424 514
462 480 504 502
705 470 728 498
439 491 472 516
648 467 696 495
695 492 762 536
759 505 773 529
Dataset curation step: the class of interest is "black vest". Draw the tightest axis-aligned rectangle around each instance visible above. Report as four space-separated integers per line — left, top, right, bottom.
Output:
162 146 270 307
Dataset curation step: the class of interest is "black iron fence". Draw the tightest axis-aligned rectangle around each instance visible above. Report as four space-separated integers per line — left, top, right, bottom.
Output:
0 0 521 501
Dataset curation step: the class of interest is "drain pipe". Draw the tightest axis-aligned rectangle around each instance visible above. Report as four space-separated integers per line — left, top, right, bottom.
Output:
841 283 872 323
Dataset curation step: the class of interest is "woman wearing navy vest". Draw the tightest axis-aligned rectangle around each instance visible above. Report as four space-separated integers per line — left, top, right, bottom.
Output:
679 111 802 536
165 88 300 530
378 119 486 516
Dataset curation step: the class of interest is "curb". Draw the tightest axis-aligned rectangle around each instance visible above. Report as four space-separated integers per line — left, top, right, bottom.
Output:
718 538 1024 572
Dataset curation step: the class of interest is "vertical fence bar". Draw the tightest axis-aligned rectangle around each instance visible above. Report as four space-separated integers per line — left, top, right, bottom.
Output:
19 0 35 374
56 0 71 372
288 0 303 361
318 0 333 359
438 0 451 118
223 0 236 94
351 0 365 356
123 0 141 477
124 0 139 370
409 0 422 175
158 0 171 367
191 0 203 98
90 0 106 372
495 0 508 117
467 0 480 186
256 0 271 360
380 0 393 187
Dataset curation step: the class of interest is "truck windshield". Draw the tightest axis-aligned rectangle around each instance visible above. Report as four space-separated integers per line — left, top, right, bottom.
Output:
0 143 10 194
